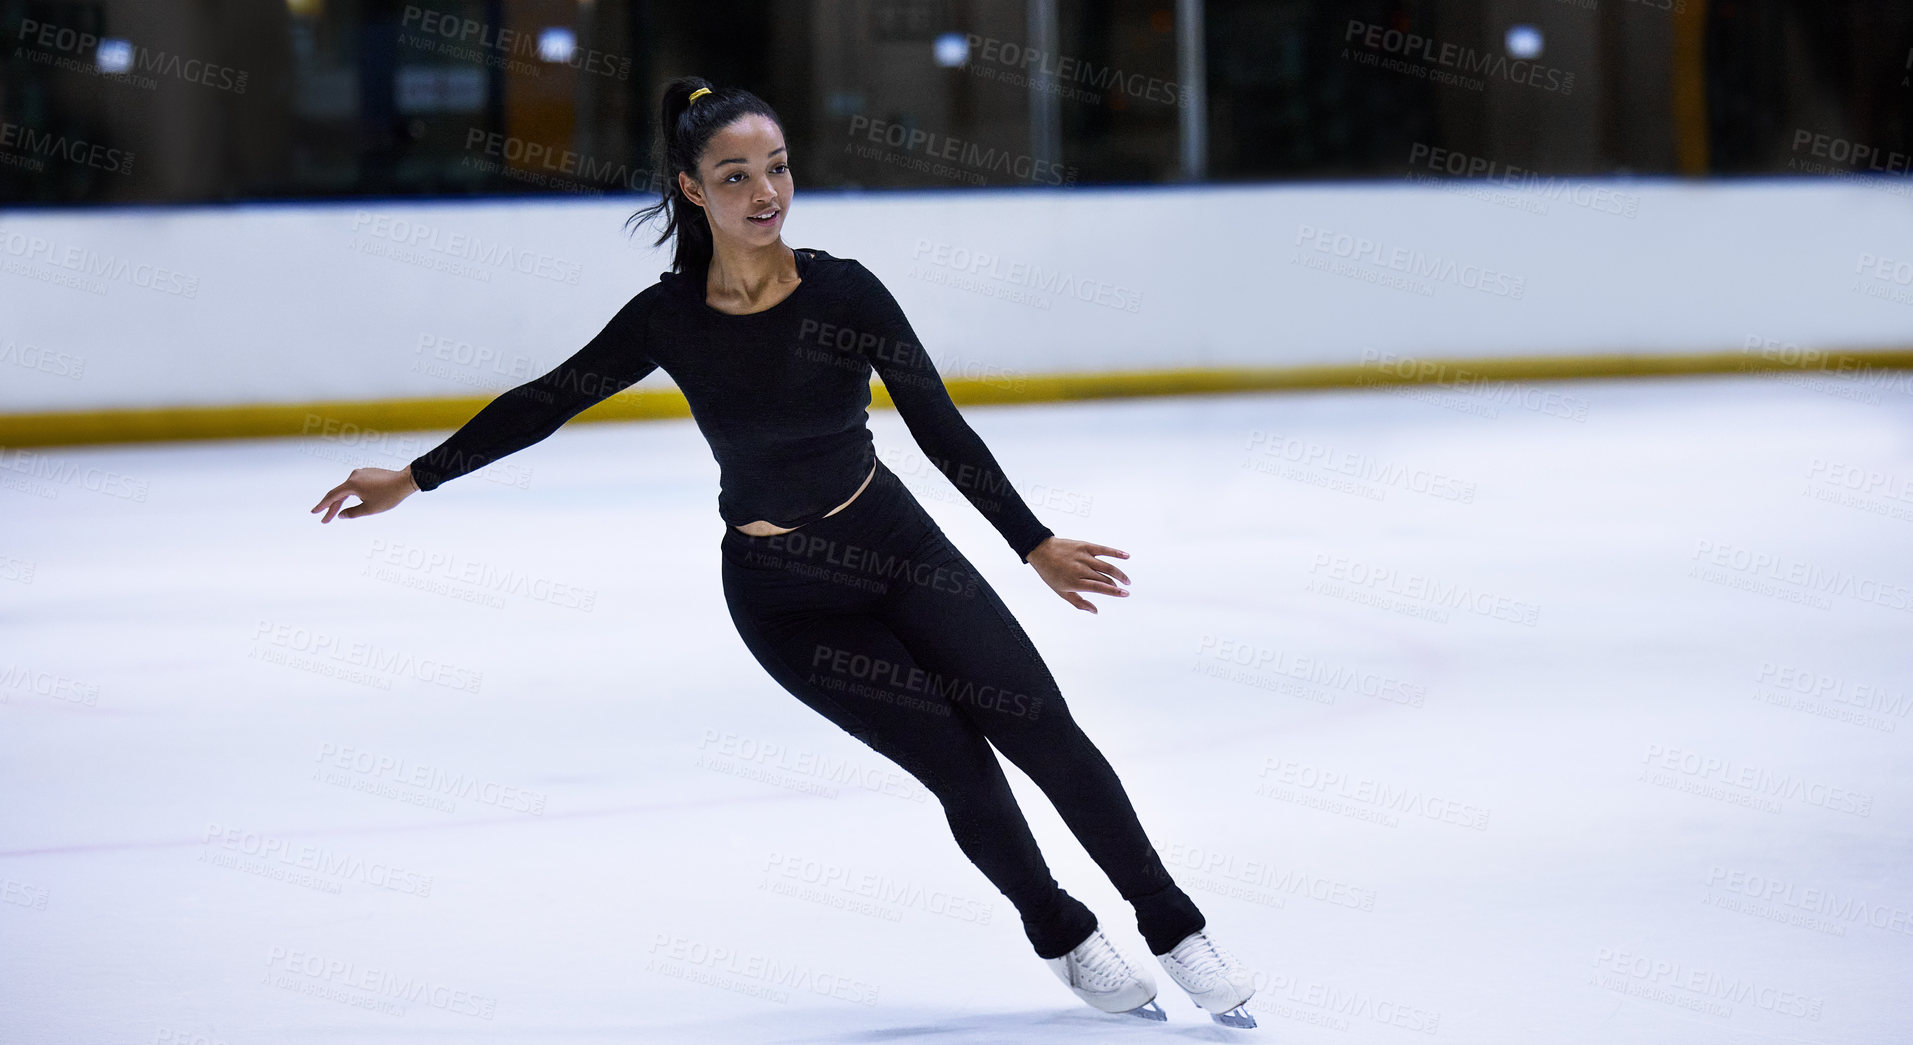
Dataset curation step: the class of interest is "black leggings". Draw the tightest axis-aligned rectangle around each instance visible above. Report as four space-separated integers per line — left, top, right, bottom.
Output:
719 456 1204 959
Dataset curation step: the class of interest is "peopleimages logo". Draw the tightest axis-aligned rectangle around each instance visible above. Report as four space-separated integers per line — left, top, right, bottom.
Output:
844 115 1077 186
1406 143 1640 218
1690 538 1913 613
0 121 133 175
1790 129 1913 174
1640 743 1873 817
347 211 583 285
961 33 1191 108
400 6 630 79
1344 20 1575 95
1294 224 1526 299
14 17 248 93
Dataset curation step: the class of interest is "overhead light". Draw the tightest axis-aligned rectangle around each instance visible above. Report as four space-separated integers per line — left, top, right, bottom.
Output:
1505 25 1543 60
933 32 968 68
538 27 576 63
96 38 132 73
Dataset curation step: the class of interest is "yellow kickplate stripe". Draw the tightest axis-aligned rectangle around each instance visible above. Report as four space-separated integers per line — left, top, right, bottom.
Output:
4 348 1910 449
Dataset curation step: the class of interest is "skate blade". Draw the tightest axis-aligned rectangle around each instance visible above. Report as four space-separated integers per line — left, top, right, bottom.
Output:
1209 1005 1257 1029
1122 998 1168 1021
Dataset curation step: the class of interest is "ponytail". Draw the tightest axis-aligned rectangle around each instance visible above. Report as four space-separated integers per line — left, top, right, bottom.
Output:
626 77 784 275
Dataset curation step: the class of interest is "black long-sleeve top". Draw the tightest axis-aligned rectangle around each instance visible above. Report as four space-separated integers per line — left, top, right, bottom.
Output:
407 247 1056 563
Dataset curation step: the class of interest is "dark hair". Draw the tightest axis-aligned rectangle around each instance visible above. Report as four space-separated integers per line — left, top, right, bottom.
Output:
626 77 785 275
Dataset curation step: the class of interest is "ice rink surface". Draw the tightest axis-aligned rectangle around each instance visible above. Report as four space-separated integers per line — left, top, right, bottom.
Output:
3 373 1910 1044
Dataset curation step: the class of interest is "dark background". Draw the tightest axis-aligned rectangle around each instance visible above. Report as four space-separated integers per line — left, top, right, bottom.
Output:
2 0 1909 205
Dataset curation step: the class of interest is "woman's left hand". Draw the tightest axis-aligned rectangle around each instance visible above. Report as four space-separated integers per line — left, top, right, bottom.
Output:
1027 537 1130 614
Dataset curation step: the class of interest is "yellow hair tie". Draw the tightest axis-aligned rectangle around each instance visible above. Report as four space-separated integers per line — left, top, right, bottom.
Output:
687 87 712 105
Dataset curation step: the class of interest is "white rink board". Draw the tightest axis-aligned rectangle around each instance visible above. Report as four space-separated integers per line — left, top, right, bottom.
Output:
4 177 1913 412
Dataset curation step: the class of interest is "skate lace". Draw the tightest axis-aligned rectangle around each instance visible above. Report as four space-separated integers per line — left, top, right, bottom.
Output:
1171 933 1234 988
1074 933 1138 991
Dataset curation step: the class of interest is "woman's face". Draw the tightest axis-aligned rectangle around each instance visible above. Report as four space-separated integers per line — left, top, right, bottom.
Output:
681 114 792 249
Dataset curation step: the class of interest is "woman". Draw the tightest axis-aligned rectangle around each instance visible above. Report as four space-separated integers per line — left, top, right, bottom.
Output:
311 77 1256 1028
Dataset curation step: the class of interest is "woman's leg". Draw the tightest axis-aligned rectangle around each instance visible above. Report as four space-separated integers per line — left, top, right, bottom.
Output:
720 512 1098 958
875 523 1206 957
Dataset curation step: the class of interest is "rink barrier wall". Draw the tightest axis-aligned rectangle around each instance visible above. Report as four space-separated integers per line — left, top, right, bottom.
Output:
9 177 1913 445
6 347 1910 449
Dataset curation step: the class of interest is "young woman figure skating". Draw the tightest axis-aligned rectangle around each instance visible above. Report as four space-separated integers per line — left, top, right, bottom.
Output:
311 77 1256 1028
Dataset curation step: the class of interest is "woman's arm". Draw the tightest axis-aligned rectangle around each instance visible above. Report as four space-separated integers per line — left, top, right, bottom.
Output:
408 285 663 491
846 261 1055 563
312 287 660 523
843 262 1132 613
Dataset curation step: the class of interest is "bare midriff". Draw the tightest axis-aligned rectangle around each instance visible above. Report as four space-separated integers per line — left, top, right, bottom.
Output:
731 460 877 536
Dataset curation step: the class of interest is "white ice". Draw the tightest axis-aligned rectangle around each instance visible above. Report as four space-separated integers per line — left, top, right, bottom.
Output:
3 374 1910 1044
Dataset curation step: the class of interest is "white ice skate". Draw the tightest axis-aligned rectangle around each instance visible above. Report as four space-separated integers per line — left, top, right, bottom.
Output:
1154 930 1258 1028
1046 927 1166 1021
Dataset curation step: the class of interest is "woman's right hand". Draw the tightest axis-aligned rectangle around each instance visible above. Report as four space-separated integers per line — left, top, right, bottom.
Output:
312 465 420 523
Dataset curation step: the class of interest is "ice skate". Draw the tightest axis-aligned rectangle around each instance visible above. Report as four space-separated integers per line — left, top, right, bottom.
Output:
1154 930 1258 1028
1046 927 1166 1021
